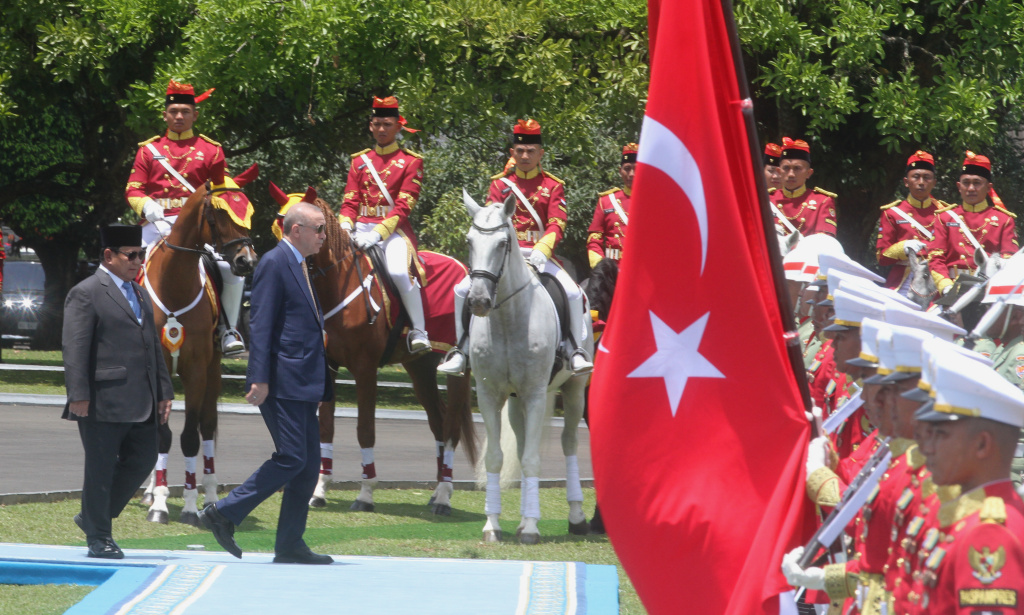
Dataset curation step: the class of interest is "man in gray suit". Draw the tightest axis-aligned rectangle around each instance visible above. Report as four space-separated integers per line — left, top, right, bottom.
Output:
63 224 173 559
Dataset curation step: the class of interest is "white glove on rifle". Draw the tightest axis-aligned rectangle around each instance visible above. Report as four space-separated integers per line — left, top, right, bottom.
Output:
354 231 381 251
528 249 548 270
341 221 353 232
903 239 927 257
781 546 826 590
941 285 953 295
806 436 830 475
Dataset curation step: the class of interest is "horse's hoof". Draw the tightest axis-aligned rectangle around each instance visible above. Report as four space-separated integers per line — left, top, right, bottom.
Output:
350 499 375 512
568 520 590 536
309 496 327 508
431 504 452 517
482 530 502 543
146 509 168 524
140 493 154 507
519 532 541 545
179 511 200 528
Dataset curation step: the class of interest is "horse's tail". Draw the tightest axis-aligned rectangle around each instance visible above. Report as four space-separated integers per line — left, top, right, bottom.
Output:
444 373 478 467
475 400 519 488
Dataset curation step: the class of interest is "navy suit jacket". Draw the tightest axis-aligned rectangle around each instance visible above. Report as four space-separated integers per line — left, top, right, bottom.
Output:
246 241 330 402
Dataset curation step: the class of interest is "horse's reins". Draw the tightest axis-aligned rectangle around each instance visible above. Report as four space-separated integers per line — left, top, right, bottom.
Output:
161 186 254 260
310 228 378 325
469 220 532 309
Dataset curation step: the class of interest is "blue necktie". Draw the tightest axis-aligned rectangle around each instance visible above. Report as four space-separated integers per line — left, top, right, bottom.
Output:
122 280 142 322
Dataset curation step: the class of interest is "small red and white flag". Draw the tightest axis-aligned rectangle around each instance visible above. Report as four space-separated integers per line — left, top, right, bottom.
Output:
588 0 814 613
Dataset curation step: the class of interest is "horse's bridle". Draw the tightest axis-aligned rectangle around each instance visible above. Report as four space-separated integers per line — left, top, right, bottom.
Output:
162 184 255 262
469 220 531 309
309 231 378 325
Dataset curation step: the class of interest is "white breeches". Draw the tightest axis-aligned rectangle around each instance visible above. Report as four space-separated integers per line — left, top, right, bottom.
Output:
355 222 425 331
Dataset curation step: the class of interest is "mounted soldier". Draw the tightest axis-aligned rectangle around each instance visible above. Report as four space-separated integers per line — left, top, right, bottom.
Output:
338 96 430 354
875 150 943 292
586 143 636 270
768 137 838 237
124 80 246 356
439 119 593 376
763 142 783 194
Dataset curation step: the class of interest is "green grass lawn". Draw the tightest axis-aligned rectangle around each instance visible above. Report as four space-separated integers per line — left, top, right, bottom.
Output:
0 488 642 614
0 584 93 615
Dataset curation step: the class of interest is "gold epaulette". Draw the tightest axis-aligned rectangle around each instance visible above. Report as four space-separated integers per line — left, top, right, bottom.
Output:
199 134 221 147
995 204 1017 218
813 187 837 198
599 187 621 197
350 148 371 158
933 199 949 209
137 135 160 147
879 200 901 211
401 148 423 159
980 496 1007 524
542 170 565 185
935 202 960 213
490 169 511 181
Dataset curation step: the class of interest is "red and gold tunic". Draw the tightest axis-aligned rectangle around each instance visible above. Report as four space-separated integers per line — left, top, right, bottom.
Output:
339 142 424 246
487 167 567 258
884 451 933 612
586 187 629 268
905 481 1024 615
890 479 958 615
769 185 838 236
927 200 1017 291
125 129 226 217
876 196 942 289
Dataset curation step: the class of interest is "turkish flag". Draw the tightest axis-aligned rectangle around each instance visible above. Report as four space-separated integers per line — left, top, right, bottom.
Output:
588 1 813 614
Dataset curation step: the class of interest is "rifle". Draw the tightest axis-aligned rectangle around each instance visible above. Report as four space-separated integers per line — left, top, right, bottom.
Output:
962 274 1024 350
798 439 892 568
821 390 863 436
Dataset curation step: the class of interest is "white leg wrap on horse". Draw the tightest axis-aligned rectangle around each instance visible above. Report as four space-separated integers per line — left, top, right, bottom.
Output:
155 453 168 472
182 488 199 514
360 447 374 466
485 472 502 515
565 455 584 502
184 456 197 474
443 449 455 469
523 476 541 520
201 473 219 504
217 262 244 328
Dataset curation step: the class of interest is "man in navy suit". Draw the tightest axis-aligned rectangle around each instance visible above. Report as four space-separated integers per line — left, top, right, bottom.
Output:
198 201 333 564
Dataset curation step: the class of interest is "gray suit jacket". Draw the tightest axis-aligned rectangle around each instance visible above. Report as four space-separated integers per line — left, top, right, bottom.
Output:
62 268 173 422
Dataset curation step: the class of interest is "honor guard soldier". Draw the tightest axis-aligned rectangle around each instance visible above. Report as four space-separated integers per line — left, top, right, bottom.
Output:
764 142 783 193
339 96 430 353
928 151 1018 294
586 143 636 269
903 353 1024 615
125 80 246 356
769 137 838 236
876 151 943 292
439 119 593 376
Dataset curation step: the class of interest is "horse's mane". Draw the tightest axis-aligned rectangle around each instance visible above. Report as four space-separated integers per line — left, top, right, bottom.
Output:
314 197 350 258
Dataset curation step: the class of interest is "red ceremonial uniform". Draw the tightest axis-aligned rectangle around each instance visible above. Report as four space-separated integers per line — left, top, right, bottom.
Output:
586 187 629 268
891 478 957 615
339 143 424 247
884 450 932 612
125 130 226 217
769 185 838 236
876 196 942 289
927 200 1017 291
487 167 567 258
905 481 1024 615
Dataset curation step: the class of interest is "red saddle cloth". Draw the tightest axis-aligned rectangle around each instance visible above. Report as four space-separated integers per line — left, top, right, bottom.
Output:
382 250 466 353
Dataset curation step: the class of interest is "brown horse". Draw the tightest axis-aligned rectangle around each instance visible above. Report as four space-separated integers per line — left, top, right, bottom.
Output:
294 196 476 515
139 166 259 526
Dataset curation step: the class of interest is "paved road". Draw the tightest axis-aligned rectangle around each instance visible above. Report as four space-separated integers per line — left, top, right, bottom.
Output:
0 404 592 495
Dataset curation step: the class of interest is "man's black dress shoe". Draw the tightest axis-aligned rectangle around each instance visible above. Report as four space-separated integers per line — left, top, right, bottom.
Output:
197 503 242 559
273 546 333 565
87 537 124 559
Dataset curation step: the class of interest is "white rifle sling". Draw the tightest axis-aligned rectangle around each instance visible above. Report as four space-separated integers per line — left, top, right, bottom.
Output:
945 210 983 252
146 143 196 193
890 206 934 242
607 192 629 226
500 177 544 231
360 154 397 211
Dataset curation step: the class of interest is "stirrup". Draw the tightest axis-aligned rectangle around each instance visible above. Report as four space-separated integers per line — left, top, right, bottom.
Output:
407 329 431 354
437 347 467 376
220 328 245 357
568 349 593 375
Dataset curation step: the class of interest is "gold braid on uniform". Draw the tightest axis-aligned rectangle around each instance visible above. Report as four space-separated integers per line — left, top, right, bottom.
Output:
823 563 858 599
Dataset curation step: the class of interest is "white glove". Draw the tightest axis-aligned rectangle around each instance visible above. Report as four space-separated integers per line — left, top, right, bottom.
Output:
341 221 353 232
903 239 927 257
941 284 953 295
143 199 166 224
528 249 548 270
153 219 172 237
781 546 826 590
354 231 381 251
806 436 830 475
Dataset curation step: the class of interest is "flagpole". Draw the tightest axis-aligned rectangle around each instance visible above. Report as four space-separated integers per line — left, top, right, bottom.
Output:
718 0 814 412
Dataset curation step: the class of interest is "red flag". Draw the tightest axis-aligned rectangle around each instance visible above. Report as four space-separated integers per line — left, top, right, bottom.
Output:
588 1 813 613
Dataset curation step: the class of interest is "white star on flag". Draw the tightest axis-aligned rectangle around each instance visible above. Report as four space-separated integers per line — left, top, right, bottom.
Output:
628 311 724 417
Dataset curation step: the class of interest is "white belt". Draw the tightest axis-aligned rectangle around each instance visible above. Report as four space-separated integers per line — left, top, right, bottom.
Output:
157 198 186 210
516 230 541 243
360 204 393 218
604 248 622 260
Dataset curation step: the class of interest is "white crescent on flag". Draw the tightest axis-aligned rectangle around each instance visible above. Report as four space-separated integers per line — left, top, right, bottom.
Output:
637 115 708 274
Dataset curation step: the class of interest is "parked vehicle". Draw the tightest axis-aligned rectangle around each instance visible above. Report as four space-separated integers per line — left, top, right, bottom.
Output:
1 259 45 347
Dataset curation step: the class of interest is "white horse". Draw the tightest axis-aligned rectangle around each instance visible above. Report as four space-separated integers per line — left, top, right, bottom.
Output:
463 191 592 544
